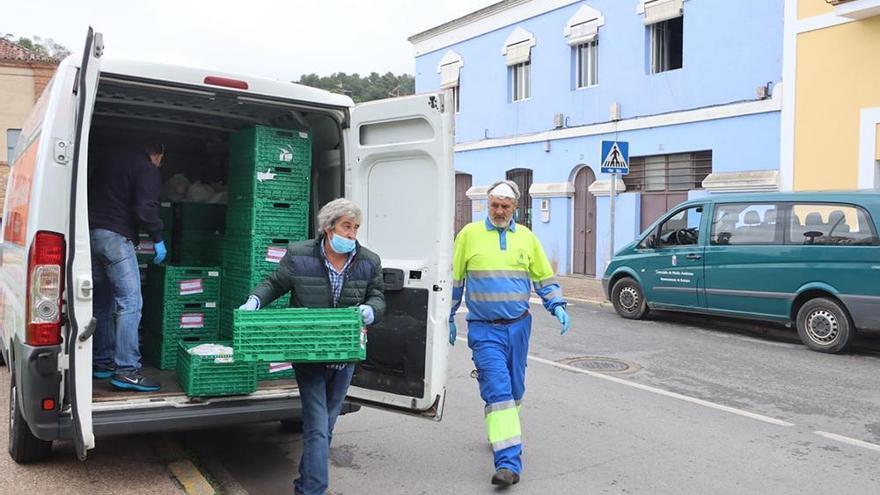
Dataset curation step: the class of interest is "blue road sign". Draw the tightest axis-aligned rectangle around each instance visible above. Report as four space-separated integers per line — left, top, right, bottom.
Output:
600 141 629 175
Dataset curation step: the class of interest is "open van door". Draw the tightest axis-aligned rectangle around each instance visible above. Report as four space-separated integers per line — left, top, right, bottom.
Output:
66 28 103 460
346 92 454 419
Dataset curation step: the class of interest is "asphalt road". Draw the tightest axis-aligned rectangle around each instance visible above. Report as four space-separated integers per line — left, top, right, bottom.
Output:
182 301 880 494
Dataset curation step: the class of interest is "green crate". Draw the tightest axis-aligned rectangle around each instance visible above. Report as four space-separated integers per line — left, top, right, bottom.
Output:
232 307 365 363
221 234 299 277
177 341 257 397
179 232 224 265
219 287 289 340
225 198 309 237
176 203 227 234
145 265 222 303
228 163 310 201
143 300 220 337
143 332 218 370
257 362 296 381
229 125 312 170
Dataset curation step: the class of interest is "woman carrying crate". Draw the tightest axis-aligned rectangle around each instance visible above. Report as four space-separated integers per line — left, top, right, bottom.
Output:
239 198 385 495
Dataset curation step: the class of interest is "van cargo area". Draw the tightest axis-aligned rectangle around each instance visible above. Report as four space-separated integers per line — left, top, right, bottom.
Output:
86 72 348 404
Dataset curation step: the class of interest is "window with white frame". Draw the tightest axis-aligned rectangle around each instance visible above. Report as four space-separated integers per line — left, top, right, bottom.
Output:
643 0 683 74
565 5 603 89
438 50 463 113
503 28 535 103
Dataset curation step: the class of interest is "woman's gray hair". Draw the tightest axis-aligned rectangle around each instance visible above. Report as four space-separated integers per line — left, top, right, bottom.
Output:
487 179 521 201
317 198 362 232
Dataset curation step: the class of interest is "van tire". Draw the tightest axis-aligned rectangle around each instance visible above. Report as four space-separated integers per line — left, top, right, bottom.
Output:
796 298 854 354
611 278 649 320
8 369 53 463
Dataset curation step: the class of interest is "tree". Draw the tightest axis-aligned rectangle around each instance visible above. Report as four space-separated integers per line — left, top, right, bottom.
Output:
1 33 71 60
295 72 414 103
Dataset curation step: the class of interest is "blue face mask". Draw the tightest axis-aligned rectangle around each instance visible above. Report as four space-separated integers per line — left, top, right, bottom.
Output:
329 232 356 254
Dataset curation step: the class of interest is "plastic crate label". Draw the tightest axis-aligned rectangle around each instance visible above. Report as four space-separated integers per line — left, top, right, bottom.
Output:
278 148 294 162
208 271 220 277
206 302 217 308
269 362 293 372
299 132 308 139
138 241 155 255
257 169 278 182
266 246 286 263
180 313 205 329
214 356 235 364
179 279 204 296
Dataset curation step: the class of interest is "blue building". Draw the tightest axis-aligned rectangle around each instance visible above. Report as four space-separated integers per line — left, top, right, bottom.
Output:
410 0 784 277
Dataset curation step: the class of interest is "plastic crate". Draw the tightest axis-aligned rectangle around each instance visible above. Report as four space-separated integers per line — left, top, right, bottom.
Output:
225 198 309 237
229 125 312 170
176 341 257 397
145 265 221 303
221 234 298 277
228 163 310 201
143 300 220 336
257 362 296 381
232 307 365 363
178 232 224 265
176 203 226 234
143 332 218 370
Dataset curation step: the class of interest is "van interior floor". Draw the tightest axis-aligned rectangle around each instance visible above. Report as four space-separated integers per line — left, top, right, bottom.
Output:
92 363 297 402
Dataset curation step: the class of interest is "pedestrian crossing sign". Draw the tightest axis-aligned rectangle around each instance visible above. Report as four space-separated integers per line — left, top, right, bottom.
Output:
600 141 629 175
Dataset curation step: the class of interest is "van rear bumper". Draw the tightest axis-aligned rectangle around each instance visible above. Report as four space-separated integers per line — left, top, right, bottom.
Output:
840 295 880 332
59 398 359 437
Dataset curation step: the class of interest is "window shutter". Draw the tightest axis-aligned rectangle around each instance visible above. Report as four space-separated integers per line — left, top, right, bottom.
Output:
439 61 461 89
567 20 600 46
505 41 532 66
644 0 683 25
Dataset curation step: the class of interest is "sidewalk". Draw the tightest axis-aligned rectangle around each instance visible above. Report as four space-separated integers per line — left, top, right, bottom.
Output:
557 275 608 306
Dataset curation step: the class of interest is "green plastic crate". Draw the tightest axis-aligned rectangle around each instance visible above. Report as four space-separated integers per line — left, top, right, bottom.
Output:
143 332 218 370
146 265 222 303
225 198 309 237
232 307 365 363
178 232 224 265
229 125 312 170
257 362 296 381
143 300 220 336
175 203 227 234
177 341 257 397
221 234 299 277
228 163 310 201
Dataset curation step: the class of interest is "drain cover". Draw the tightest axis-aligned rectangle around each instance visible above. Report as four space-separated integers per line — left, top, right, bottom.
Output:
561 356 639 374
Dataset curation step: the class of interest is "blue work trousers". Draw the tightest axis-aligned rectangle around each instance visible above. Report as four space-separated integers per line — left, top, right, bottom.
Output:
467 314 532 475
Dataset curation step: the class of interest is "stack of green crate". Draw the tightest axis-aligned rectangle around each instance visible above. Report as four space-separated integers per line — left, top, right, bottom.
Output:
177 341 257 397
220 125 312 339
142 265 222 369
175 203 227 265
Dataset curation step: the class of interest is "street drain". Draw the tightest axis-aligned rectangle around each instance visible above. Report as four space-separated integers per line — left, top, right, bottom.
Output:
560 356 640 375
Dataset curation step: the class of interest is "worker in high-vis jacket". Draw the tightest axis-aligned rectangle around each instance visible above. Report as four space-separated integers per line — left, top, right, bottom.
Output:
448 179 571 487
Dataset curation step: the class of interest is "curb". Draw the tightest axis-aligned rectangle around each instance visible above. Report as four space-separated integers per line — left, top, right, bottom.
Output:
153 434 217 495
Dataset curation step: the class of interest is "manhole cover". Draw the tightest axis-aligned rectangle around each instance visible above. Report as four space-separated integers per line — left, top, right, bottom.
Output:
560 356 640 374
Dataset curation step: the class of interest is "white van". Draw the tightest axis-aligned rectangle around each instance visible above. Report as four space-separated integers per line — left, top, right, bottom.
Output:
0 29 454 463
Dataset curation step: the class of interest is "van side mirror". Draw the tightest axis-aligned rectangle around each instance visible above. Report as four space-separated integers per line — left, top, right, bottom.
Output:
642 235 656 249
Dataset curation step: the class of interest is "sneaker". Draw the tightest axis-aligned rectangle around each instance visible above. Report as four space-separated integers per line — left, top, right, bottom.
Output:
491 468 520 486
93 364 116 379
110 372 161 392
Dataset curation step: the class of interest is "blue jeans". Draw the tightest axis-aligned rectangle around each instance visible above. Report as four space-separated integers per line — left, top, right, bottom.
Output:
292 363 355 495
90 228 143 372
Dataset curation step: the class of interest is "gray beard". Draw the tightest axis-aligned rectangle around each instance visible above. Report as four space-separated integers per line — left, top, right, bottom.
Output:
490 217 511 229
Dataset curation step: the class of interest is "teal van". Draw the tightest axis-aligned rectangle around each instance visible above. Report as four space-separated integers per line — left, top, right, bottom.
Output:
602 192 880 353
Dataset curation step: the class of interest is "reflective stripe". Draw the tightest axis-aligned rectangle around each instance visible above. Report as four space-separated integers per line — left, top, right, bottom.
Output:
544 288 563 301
469 270 530 280
453 279 465 288
469 291 531 302
485 399 517 416
486 402 521 448
491 436 522 452
534 277 558 289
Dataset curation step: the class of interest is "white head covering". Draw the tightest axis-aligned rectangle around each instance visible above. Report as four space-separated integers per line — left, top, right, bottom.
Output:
487 180 521 200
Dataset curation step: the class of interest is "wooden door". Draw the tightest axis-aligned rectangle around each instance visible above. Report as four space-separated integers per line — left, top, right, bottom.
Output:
573 167 597 275
454 173 472 235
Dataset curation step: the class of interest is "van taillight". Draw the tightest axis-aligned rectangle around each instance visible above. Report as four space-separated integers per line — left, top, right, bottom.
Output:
26 231 65 346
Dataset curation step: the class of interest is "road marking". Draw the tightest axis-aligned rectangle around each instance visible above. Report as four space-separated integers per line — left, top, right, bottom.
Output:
814 431 880 453
525 353 795 428
168 459 216 495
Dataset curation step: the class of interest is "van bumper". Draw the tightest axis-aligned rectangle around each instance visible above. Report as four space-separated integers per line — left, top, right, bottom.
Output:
13 340 64 441
841 295 880 332
69 398 360 437
601 278 610 299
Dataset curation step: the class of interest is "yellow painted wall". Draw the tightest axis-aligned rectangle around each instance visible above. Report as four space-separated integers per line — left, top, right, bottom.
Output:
793 15 880 190
0 66 36 163
798 0 834 20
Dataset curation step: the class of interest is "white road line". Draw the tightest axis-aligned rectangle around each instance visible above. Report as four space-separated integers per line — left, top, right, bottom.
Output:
814 431 880 453
525 354 795 428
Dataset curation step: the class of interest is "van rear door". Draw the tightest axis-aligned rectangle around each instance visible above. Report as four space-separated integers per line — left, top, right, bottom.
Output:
346 92 454 419
66 28 103 459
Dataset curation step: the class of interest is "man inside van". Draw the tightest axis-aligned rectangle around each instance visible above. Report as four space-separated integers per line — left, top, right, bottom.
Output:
88 139 167 392
238 198 384 495
448 180 571 486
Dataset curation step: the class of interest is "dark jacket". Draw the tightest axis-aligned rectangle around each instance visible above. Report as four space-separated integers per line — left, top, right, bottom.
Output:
88 150 164 242
251 236 386 322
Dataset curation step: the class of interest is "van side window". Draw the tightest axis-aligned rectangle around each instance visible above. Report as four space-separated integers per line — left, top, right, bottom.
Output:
656 205 702 247
788 204 879 246
710 203 778 245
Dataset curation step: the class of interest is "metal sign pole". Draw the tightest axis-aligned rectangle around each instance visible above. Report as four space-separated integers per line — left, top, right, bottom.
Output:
609 171 616 260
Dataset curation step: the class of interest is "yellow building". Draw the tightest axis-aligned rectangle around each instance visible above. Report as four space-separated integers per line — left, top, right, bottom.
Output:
781 0 880 191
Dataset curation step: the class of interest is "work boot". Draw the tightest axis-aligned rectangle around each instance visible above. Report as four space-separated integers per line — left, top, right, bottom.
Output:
110 371 161 392
491 468 520 486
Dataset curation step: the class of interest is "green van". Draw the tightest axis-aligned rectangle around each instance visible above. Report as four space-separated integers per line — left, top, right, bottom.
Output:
602 192 880 353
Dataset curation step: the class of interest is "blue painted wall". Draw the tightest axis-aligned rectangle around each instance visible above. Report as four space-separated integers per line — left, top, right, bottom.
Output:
415 0 784 144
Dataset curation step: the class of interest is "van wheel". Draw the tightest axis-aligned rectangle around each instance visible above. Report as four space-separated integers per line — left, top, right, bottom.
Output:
796 298 854 354
8 369 53 463
611 278 649 320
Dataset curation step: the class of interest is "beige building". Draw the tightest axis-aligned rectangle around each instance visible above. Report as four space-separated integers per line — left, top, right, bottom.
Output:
0 38 58 209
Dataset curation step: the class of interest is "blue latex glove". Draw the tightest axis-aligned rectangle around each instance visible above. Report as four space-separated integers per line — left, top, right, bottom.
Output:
238 295 261 311
448 320 457 346
554 306 571 335
358 304 375 325
153 240 167 265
